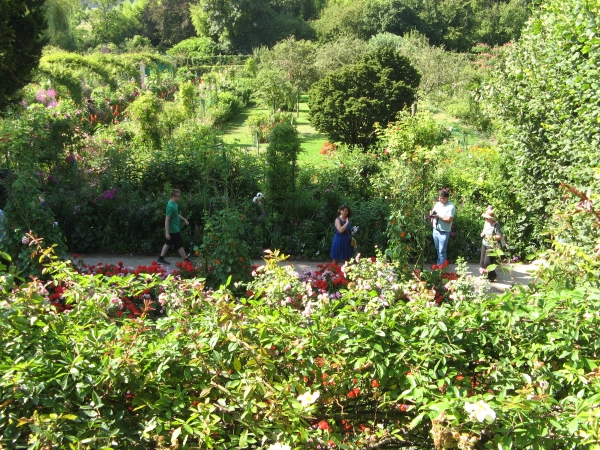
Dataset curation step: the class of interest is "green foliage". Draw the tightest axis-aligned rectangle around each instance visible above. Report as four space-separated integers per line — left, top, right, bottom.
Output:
313 35 370 79
1 174 66 275
362 0 426 38
176 81 198 119
252 68 296 114
45 0 80 50
533 185 600 291
312 0 531 51
255 37 318 115
166 36 217 66
126 91 164 147
144 0 196 48
487 0 600 243
308 47 420 150
0 0 48 112
474 0 530 47
4 226 600 448
192 0 317 53
245 111 293 145
370 31 471 103
194 208 252 288
310 1 367 41
265 122 302 208
209 91 244 127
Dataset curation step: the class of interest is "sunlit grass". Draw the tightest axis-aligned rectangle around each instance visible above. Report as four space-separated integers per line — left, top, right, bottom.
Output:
220 97 333 167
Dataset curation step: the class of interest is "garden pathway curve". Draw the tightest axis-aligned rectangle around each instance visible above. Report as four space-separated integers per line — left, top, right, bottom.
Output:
71 253 540 296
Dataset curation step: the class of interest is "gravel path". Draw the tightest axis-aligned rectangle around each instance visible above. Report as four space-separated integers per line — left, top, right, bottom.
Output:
68 253 539 296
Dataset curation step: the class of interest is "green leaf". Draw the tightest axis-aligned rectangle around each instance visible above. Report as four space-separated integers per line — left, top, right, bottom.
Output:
239 429 249 448
409 413 425 429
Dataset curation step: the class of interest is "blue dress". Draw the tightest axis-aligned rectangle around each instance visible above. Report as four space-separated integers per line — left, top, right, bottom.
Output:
330 218 355 261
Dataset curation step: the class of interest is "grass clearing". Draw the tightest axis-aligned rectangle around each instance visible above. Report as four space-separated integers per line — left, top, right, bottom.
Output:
221 97 333 168
422 102 493 148
221 98 489 169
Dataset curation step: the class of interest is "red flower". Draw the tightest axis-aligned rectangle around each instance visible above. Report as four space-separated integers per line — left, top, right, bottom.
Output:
371 379 380 388
318 420 330 431
73 254 79 259
347 387 360 398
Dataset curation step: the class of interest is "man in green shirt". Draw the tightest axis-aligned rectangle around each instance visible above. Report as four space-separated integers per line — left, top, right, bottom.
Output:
157 189 191 265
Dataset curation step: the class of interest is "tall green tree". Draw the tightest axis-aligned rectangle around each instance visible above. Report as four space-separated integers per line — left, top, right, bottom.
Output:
0 0 47 112
145 0 195 47
192 0 316 52
256 37 317 116
308 46 420 150
487 0 600 234
265 122 302 217
252 68 295 113
45 0 80 50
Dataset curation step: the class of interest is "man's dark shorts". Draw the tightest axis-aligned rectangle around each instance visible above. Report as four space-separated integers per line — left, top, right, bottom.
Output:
165 232 184 250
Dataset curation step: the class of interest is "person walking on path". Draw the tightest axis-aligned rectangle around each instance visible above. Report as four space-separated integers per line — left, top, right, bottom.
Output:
330 204 355 265
157 189 191 265
430 189 455 269
479 205 503 281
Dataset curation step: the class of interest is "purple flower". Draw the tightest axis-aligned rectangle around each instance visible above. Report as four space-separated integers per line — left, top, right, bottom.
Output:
46 89 57 98
99 189 118 200
47 100 58 109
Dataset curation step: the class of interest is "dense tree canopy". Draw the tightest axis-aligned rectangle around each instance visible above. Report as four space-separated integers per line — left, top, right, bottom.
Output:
191 0 317 53
312 0 531 51
488 0 600 232
308 46 420 149
0 0 47 112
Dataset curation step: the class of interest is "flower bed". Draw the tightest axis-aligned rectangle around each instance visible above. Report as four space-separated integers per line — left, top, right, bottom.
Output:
3 244 599 449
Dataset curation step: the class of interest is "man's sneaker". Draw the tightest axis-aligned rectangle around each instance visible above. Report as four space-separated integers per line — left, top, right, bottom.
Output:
157 256 170 265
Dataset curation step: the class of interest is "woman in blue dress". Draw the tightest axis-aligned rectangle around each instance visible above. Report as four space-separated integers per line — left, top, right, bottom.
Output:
330 204 355 265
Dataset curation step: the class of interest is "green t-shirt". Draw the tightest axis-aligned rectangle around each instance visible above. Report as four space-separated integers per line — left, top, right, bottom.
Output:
166 200 180 233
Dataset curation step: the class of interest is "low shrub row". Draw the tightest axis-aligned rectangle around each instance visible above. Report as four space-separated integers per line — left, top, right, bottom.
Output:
1 207 600 448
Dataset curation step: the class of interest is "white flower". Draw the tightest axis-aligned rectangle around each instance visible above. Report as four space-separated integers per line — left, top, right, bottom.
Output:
465 400 496 423
297 390 320 407
256 192 264 199
302 301 313 317
268 444 291 450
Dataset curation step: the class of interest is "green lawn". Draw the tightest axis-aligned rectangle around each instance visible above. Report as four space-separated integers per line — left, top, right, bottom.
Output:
422 102 492 148
221 98 490 167
221 97 332 167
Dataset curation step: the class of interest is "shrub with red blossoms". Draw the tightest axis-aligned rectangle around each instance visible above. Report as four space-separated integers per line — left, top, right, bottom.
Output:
298 262 349 299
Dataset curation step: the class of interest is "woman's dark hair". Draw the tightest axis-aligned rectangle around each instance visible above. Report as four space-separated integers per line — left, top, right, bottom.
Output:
338 204 353 218
438 189 450 198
